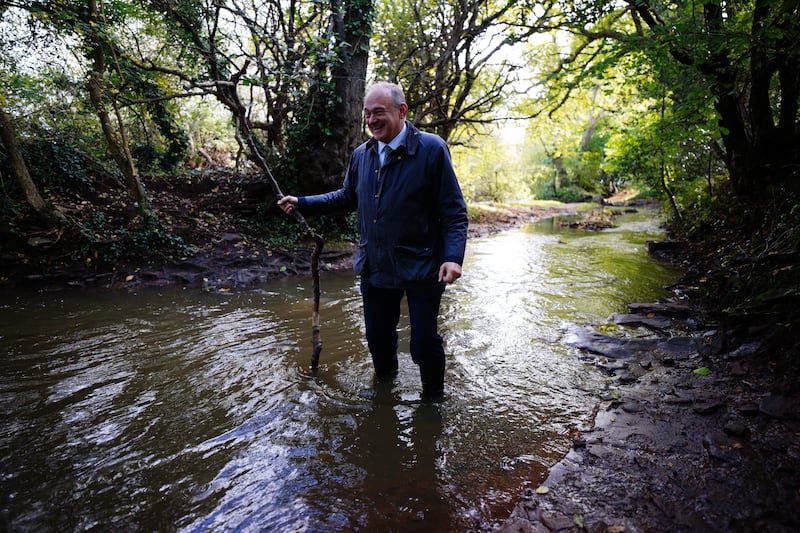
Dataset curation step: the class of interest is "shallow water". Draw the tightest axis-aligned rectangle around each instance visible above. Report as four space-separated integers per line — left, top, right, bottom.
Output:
0 209 681 531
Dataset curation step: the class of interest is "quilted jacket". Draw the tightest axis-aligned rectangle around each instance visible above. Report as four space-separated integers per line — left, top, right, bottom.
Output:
298 121 468 288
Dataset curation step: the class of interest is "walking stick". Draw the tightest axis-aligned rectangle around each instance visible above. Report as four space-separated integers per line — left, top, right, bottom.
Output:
212 70 324 372
248 150 324 372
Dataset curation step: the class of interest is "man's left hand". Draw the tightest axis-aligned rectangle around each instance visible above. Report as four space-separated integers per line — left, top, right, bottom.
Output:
438 262 462 284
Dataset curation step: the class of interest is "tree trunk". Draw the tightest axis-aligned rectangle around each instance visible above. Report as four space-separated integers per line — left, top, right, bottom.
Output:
0 110 50 216
632 0 800 199
295 0 372 194
86 0 151 217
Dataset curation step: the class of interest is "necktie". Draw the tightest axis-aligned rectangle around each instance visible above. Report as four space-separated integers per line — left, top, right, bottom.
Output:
381 145 391 166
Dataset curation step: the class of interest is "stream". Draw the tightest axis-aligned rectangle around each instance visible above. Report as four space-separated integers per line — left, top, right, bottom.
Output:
0 209 682 532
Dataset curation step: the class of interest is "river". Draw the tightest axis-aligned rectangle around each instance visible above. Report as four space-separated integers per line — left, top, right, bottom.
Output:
0 209 681 532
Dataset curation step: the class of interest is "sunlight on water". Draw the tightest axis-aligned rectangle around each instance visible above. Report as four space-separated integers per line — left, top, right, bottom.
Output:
0 209 681 531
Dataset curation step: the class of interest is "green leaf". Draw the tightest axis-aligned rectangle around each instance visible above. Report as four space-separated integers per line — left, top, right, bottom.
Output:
693 367 712 376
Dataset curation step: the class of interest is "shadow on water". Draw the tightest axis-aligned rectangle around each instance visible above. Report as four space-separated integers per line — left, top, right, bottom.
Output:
0 209 681 531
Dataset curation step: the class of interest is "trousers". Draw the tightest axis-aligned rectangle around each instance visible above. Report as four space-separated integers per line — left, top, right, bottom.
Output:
360 282 446 391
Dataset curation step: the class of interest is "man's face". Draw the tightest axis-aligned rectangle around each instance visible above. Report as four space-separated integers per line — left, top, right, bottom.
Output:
364 88 408 143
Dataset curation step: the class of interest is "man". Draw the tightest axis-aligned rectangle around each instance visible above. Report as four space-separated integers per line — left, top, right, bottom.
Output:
278 81 468 402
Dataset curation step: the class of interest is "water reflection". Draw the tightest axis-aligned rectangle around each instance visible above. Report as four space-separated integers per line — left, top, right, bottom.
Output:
0 209 680 531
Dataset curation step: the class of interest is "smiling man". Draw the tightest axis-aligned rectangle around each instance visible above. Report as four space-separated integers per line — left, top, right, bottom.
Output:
278 81 468 402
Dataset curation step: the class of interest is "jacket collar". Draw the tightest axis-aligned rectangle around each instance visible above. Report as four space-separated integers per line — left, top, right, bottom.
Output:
367 121 421 156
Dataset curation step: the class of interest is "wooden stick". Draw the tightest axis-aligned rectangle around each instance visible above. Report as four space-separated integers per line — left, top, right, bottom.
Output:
212 68 324 372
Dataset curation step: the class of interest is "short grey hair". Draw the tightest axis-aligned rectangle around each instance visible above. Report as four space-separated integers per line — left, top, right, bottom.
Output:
365 81 406 108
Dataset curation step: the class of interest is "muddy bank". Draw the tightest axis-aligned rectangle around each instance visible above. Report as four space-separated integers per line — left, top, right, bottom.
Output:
1 197 578 292
499 265 800 532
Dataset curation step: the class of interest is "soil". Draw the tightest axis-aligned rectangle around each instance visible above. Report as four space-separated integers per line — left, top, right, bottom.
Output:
0 171 578 291
497 229 800 530
2 172 798 532
500 301 800 533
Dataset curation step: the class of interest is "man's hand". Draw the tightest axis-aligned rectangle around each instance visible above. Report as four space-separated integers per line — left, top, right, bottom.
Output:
277 195 298 215
438 262 462 284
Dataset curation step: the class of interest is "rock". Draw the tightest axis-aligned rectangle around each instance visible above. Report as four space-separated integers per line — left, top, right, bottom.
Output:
728 361 747 377
759 394 800 420
693 400 724 415
663 394 693 405
723 420 750 438
646 239 688 253
497 516 537 533
617 371 639 384
622 401 646 413
26 236 59 247
219 232 245 243
564 325 635 359
610 312 672 331
738 403 761 416
702 432 742 462
655 336 705 359
587 521 610 533
627 301 694 317
724 341 762 359
540 510 575 531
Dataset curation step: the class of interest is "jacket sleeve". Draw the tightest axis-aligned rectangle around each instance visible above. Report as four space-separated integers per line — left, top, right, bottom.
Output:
434 142 469 265
297 151 360 215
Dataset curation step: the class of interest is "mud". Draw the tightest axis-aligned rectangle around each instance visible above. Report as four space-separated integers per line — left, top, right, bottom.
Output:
499 297 800 533
2 196 577 292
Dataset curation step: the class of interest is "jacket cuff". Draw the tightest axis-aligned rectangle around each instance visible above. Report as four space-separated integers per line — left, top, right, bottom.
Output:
443 256 463 265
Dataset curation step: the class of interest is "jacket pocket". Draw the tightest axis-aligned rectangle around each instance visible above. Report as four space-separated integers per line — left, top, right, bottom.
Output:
394 244 438 282
354 242 368 275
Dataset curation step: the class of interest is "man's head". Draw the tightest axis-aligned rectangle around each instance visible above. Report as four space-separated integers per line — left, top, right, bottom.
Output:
364 82 408 143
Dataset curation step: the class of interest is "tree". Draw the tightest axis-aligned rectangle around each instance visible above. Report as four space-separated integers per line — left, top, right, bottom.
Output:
284 0 373 193
84 0 151 216
0 109 49 216
370 0 546 143
528 0 800 199
143 0 371 194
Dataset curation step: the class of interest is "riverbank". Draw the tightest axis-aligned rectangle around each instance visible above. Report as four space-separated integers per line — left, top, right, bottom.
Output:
500 300 799 532
0 171 579 291
498 209 800 532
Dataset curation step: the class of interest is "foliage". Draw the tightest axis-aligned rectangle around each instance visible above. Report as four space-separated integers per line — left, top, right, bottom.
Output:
77 217 192 268
19 140 99 190
370 0 543 143
451 125 531 203
2 0 798 270
527 0 800 200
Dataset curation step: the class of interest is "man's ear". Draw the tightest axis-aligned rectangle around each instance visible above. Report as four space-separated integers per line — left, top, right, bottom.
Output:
399 102 409 118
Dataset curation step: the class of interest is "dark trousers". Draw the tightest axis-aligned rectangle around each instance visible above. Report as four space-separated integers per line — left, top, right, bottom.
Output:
361 283 446 393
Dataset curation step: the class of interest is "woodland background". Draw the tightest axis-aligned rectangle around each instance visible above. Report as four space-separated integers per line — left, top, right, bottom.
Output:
0 0 798 288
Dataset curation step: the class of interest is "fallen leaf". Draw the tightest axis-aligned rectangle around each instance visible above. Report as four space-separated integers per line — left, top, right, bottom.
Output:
535 486 549 495
693 367 712 376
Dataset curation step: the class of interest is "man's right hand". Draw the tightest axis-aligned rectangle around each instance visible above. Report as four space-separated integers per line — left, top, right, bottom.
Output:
277 195 299 215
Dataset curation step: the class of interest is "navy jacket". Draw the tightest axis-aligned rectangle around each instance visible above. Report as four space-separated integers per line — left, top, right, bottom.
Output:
298 121 468 288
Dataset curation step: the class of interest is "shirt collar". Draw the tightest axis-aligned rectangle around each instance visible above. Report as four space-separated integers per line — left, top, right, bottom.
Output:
378 123 408 154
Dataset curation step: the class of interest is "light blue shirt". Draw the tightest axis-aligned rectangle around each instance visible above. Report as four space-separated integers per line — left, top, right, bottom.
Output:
378 123 408 166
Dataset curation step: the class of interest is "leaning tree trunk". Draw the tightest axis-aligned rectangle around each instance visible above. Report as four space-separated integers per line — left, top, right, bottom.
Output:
86 0 151 217
0 110 50 216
